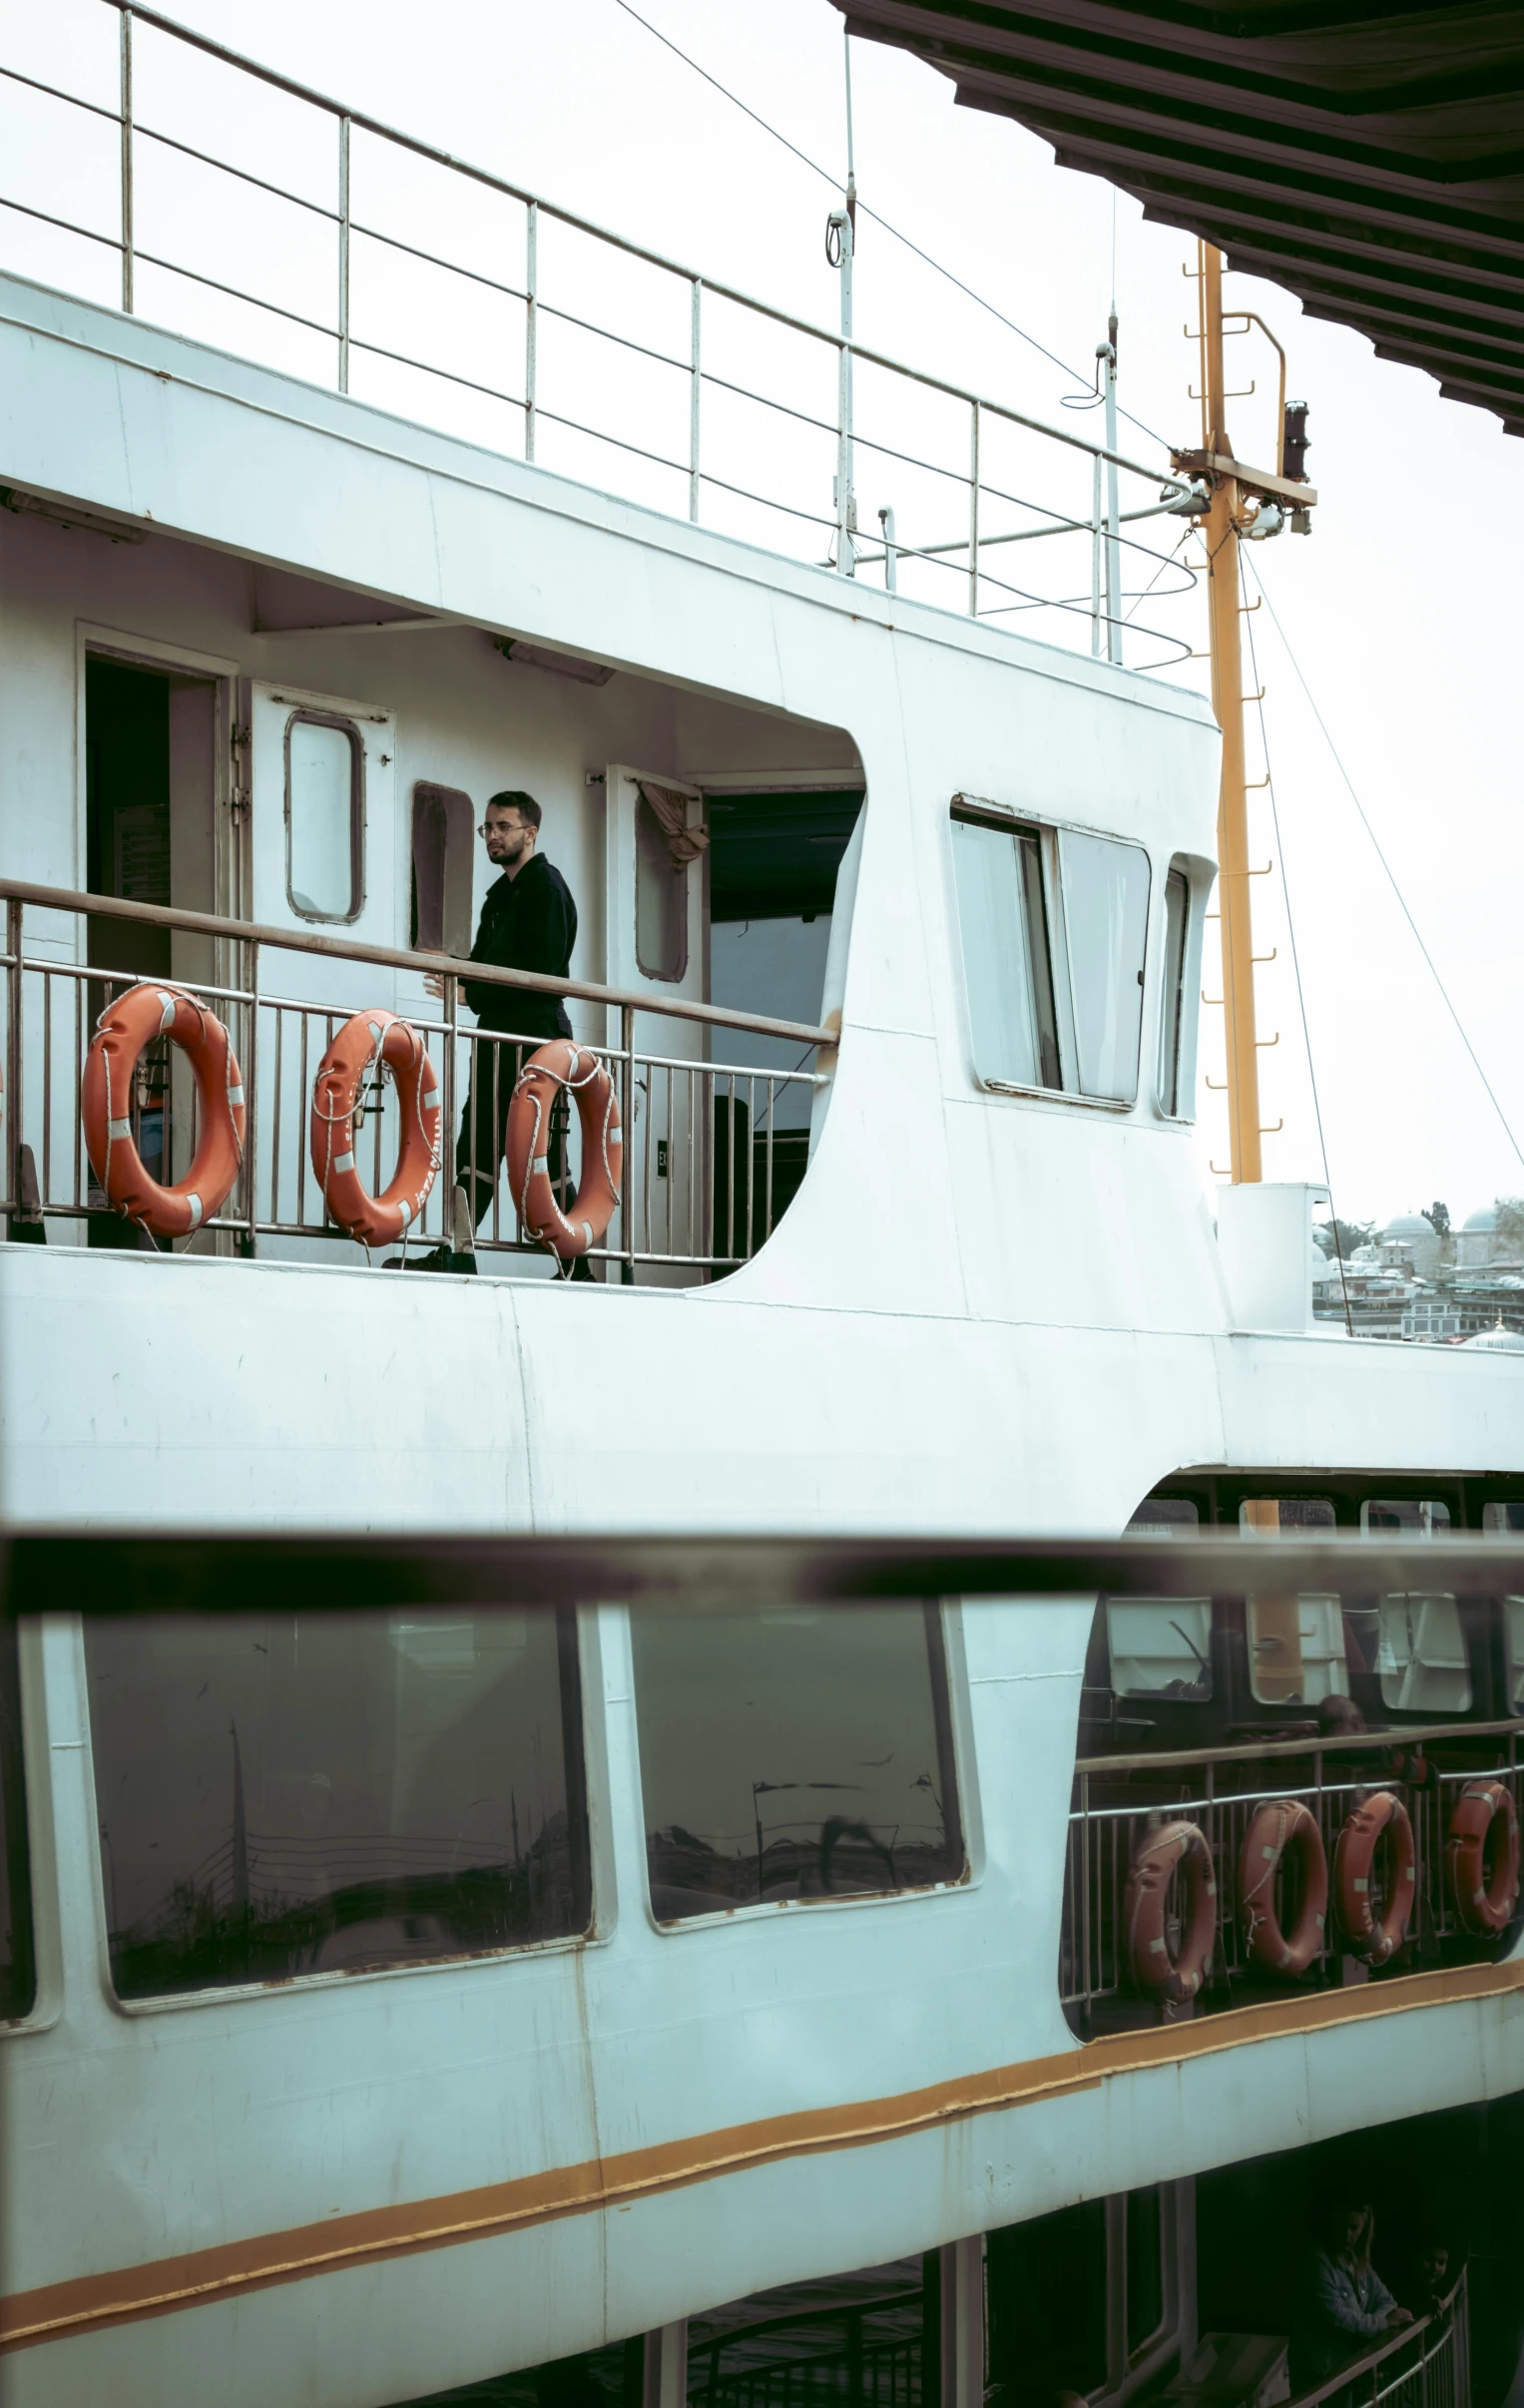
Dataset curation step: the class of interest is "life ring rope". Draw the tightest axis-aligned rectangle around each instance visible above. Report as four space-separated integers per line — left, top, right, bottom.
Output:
83 981 246 1238
309 1010 442 1253
507 1040 622 1269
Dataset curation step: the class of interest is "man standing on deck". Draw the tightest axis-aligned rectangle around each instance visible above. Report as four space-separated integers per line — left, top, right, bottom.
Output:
408 789 589 1277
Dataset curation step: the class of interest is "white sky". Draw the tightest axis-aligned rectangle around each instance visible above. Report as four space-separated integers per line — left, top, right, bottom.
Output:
3 0 1521 1230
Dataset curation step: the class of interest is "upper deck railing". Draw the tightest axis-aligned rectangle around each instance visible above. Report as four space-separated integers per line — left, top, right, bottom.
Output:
2 879 833 1276
0 2 1201 666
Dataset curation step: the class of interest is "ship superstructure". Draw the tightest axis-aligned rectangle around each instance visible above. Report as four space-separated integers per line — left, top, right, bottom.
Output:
1 12 1522 2408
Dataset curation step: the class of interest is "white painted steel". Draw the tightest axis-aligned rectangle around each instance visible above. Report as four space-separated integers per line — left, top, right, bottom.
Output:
0 271 1521 2408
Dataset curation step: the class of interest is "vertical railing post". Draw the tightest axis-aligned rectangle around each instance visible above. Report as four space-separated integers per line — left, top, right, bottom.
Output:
1103 311 1123 666
524 201 538 463
830 195 856 576
689 277 702 523
968 398 981 617
1079 1768 1093 2019
119 8 135 315
244 939 259 1255
337 115 351 393
620 1001 634 1285
1090 452 1103 658
5 899 22 1216
443 968 458 1249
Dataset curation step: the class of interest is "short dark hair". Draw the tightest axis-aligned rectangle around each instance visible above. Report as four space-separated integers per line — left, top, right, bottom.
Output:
485 788 542 831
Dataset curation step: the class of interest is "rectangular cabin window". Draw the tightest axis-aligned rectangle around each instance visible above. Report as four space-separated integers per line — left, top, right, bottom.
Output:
687 2255 939 2408
950 810 1060 1089
1107 1499 1211 1700
0 1625 35 2021
285 712 362 921
1125 2183 1167 2359
1361 1500 1470 1713
987 2199 1108 2399
635 788 689 981
1159 867 1190 1115
84 1608 590 2000
410 782 475 954
1058 828 1150 1103
631 1604 962 1921
1241 1498 1346 1705
1483 1504 1524 1706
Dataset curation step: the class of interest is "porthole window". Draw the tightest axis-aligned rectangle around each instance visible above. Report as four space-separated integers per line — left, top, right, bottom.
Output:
286 712 362 922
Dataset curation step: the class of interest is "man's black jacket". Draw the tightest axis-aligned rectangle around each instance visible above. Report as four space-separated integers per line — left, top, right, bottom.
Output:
462 852 577 1040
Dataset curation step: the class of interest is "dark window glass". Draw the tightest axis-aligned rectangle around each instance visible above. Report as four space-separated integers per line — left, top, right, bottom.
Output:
1126 2185 1166 2356
688 2256 939 2408
987 2199 1107 2399
1159 867 1189 1114
0 1625 36 2021
1107 1499 1211 1700
632 1605 963 1921
86 1608 590 2000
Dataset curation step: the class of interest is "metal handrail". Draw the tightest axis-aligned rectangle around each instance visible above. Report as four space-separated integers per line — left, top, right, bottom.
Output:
1283 2273 1466 2408
0 880 834 1047
1078 1714 1524 1778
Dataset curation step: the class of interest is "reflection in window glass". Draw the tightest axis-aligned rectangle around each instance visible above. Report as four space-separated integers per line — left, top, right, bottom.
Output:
1483 1505 1524 1706
1107 1499 1211 1699
688 2256 937 2408
1361 1500 1470 1713
85 1609 589 2000
635 791 688 980
631 1605 962 1921
1059 829 1150 1102
0 1626 35 2021
1159 868 1190 1115
1241 1499 1347 1705
1127 2185 1166 2357
950 814 1060 1090
987 2199 1107 2400
287 716 360 919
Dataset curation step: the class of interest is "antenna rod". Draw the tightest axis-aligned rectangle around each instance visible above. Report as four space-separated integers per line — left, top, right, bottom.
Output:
1199 241 1263 1183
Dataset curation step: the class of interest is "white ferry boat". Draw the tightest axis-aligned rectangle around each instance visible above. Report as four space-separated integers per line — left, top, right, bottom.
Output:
1 10 1521 2408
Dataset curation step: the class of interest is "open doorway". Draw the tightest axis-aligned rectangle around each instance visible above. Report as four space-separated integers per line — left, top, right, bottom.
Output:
706 787 862 1245
84 654 222 1245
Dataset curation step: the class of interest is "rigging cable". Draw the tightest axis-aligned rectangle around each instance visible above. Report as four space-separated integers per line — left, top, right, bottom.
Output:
1240 577 1354 1334
1246 558 1524 1176
610 0 1170 451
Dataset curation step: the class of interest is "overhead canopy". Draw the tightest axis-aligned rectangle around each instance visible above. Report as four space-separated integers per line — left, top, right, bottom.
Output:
833 2 1524 435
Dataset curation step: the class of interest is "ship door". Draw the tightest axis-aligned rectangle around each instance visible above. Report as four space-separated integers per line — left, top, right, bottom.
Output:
604 766 707 1276
84 649 230 1244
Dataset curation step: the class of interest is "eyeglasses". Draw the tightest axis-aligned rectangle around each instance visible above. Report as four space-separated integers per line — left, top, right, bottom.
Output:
478 821 524 838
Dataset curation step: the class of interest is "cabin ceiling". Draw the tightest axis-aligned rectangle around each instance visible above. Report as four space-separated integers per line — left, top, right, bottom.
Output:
830 1 1524 436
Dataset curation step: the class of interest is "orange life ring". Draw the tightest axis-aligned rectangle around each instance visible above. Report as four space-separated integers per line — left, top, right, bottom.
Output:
1123 1818 1217 2002
1239 1797 1328 1977
1333 1788 1416 1965
1444 1779 1521 1937
309 1010 442 1248
505 1039 622 1262
81 982 245 1239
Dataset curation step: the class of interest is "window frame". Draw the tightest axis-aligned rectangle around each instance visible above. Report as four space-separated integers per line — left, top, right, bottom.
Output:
948 797 1151 1114
1156 860 1200 1120
409 780 475 956
633 1598 976 1934
284 708 365 926
634 786 691 983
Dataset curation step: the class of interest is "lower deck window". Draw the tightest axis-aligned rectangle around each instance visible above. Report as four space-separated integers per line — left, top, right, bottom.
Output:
1241 1498 1345 1705
688 2258 939 2408
631 1604 963 1921
0 1627 34 2021
85 1608 590 2000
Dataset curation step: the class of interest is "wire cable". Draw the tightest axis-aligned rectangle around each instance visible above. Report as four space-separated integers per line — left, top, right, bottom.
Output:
610 0 1170 451
1241 579 1354 1334
1246 557 1524 1176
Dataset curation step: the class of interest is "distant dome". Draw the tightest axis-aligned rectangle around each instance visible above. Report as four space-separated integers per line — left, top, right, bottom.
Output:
1463 1322 1524 1353
1382 1214 1434 1238
1463 1205 1499 1232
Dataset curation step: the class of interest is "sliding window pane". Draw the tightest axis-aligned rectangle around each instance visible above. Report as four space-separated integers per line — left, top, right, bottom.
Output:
86 1607 589 1999
632 1604 962 1921
1159 867 1189 1115
1059 829 1150 1102
951 814 1060 1090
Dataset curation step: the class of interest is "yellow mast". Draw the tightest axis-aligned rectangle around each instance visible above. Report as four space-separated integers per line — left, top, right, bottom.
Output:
1199 241 1262 1184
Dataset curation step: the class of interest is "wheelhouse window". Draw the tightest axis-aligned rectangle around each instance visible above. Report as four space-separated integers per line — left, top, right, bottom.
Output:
1158 865 1192 1115
0 1626 35 2021
84 1607 590 2000
1241 1498 1345 1704
286 712 362 921
950 802 1149 1102
631 1603 963 1921
1107 1500 1212 1700
410 781 474 954
1361 1499 1470 1713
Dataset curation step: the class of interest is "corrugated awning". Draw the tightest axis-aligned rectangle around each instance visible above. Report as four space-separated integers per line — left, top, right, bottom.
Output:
832 1 1524 435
